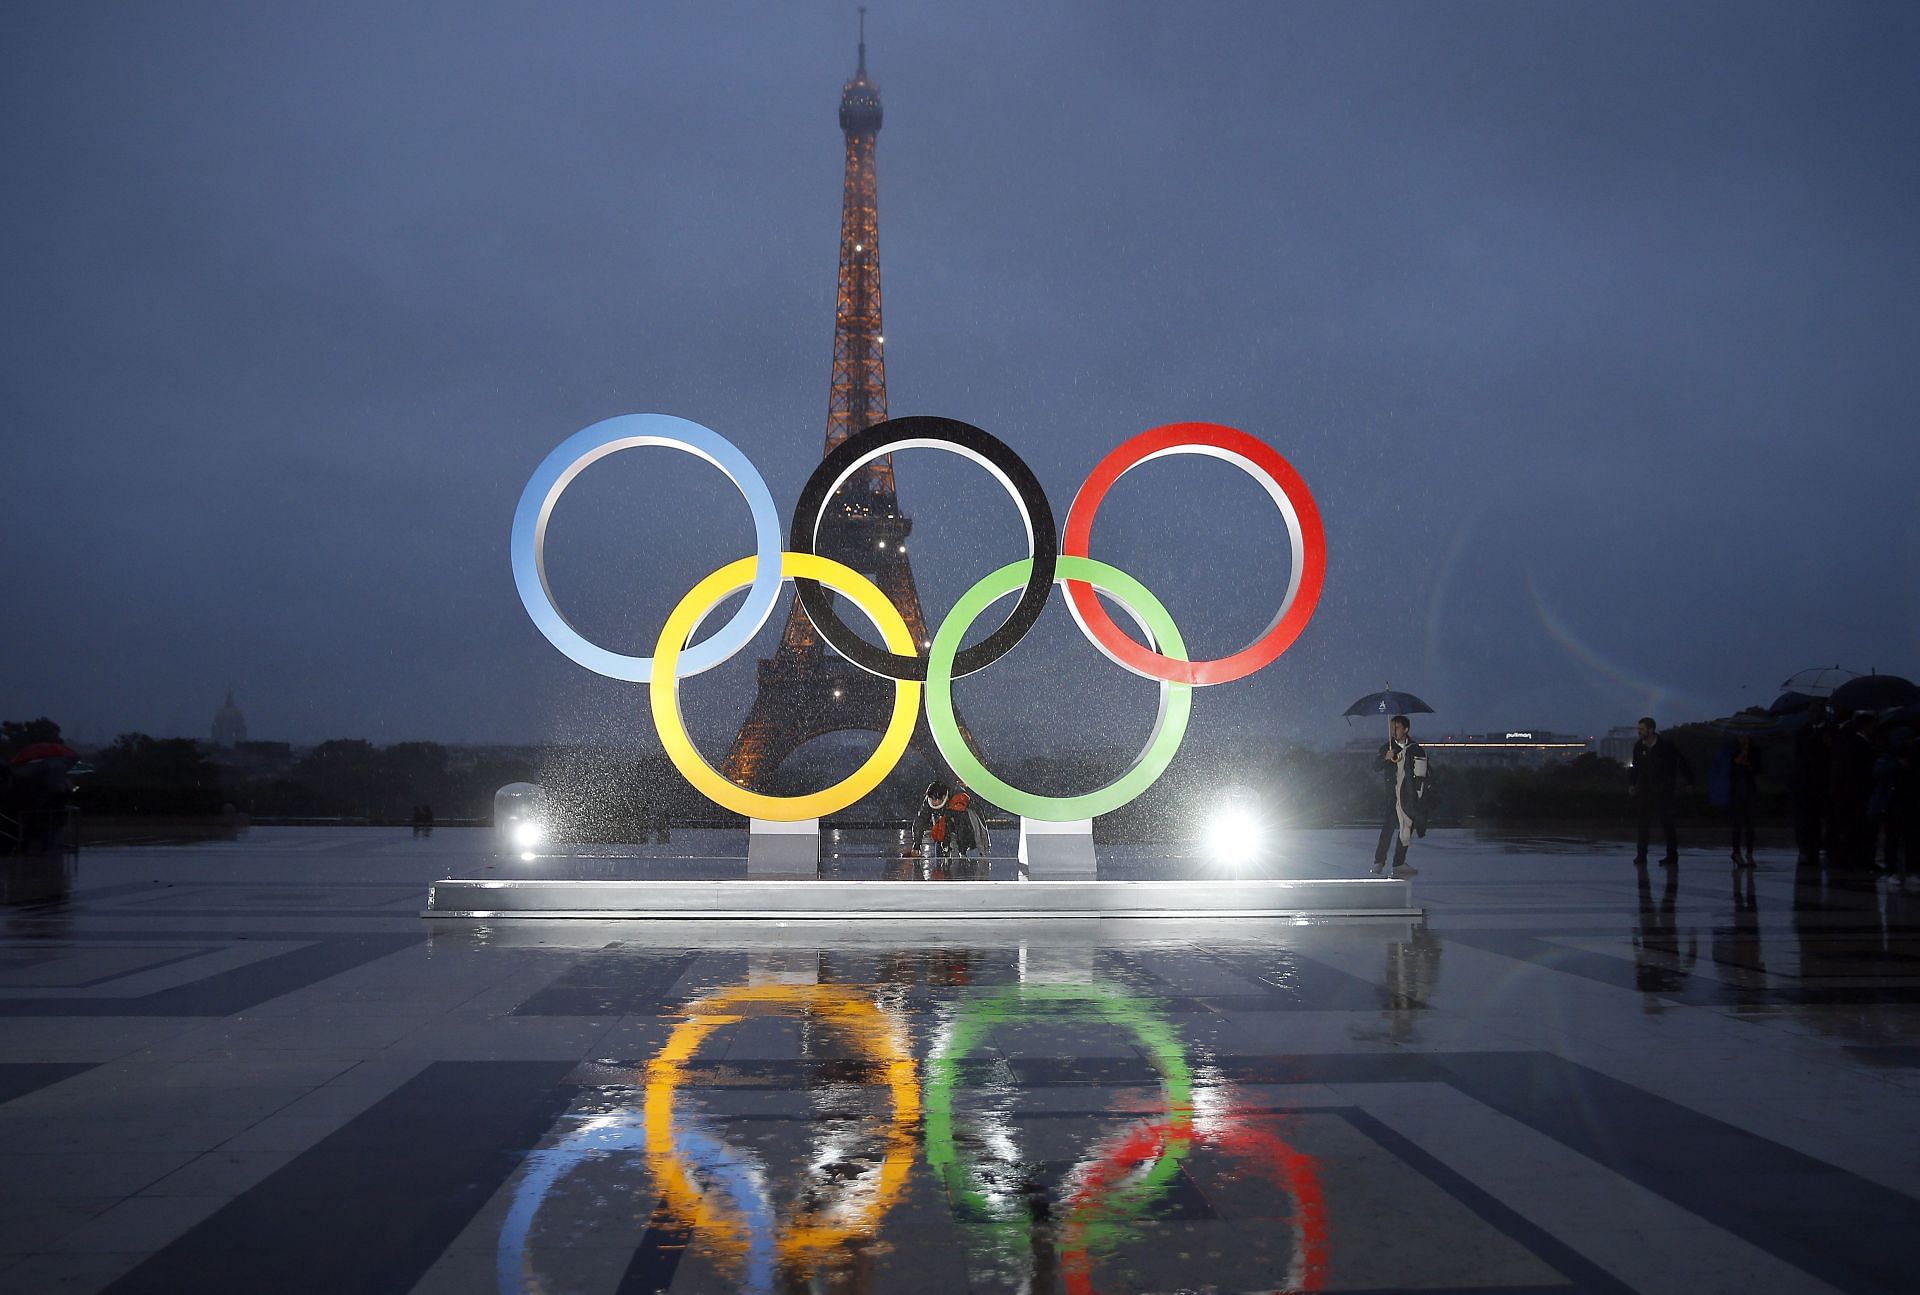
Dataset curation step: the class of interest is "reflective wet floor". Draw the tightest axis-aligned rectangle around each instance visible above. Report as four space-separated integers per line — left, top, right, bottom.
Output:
2 828 1916 1293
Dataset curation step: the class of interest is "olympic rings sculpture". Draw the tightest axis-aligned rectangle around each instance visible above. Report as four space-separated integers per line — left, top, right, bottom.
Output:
512 411 1326 821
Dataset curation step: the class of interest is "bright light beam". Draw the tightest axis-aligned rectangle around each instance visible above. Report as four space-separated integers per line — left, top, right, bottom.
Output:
1202 800 1266 865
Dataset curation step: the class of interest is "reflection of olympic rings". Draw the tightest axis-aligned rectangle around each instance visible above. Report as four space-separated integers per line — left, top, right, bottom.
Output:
496 1111 776 1295
513 413 1323 819
1060 1111 1328 1295
791 417 1058 682
644 984 919 1269
1058 1112 1194 1291
923 984 1192 1253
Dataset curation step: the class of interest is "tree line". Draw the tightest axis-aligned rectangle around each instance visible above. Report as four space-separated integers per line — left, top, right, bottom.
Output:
2 714 1777 835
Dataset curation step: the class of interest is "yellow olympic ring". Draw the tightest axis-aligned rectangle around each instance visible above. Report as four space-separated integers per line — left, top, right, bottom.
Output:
643 984 920 1263
650 553 921 820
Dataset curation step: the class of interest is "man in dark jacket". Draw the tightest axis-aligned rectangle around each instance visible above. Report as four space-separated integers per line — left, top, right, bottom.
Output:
1371 715 1428 875
1792 700 1834 866
1631 717 1694 867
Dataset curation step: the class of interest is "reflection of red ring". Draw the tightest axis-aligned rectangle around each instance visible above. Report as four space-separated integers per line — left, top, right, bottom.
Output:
1061 1112 1328 1295
1062 423 1326 686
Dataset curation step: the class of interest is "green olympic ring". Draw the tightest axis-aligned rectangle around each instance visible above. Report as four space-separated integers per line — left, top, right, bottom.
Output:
925 556 1193 821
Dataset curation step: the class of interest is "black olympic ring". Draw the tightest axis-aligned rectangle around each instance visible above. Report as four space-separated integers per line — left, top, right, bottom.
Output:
789 416 1058 682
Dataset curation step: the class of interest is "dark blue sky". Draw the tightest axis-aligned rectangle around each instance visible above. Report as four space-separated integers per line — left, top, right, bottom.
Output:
4 1 1917 755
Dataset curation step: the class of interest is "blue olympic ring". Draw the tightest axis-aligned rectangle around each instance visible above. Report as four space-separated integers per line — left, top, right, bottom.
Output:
509 413 785 681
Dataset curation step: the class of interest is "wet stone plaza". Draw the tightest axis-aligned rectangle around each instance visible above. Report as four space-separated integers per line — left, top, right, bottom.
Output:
1 828 1917 1294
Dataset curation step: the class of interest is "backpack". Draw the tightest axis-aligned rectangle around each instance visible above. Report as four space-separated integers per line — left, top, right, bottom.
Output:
950 791 990 856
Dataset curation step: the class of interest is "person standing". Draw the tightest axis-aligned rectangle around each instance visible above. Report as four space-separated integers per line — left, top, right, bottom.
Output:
1727 735 1763 868
1871 732 1907 880
1630 717 1694 867
1371 715 1428 876
1829 712 1879 876
1792 700 1834 867
1889 732 1919 888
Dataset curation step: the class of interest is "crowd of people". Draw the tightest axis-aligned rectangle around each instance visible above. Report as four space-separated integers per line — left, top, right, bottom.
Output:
1790 700 1917 883
1376 702 1918 883
1626 701 1917 882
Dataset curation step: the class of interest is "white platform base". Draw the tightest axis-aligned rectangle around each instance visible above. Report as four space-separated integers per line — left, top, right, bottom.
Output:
1018 817 1096 879
747 818 820 875
423 877 1418 920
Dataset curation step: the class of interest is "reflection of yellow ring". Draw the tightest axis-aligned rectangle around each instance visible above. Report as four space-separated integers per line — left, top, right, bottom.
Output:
650 554 921 821
643 984 920 1263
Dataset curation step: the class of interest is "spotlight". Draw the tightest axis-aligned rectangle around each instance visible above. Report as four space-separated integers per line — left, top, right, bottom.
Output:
1201 787 1269 865
1203 807 1264 862
512 819 545 850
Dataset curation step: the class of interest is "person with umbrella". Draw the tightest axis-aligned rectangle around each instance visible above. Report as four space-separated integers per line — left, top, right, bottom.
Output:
1371 714 1429 876
1630 717 1694 868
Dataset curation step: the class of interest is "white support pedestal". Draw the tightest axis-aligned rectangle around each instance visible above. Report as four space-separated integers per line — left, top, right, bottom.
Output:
1018 817 1097 879
748 818 820 876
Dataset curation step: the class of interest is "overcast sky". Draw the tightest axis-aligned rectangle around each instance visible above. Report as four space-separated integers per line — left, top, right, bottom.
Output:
4 0 1917 758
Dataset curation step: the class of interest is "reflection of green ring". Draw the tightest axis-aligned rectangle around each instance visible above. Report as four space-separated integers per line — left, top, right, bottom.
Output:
924 556 1193 821
923 985 1192 1248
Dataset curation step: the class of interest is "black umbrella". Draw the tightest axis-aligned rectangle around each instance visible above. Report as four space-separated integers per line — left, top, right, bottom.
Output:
1828 673 1920 713
1343 689 1436 720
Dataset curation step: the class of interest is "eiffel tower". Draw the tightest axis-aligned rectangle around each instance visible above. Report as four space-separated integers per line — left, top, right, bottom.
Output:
721 22 957 795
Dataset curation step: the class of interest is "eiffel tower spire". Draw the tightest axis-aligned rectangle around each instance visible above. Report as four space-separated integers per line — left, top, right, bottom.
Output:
721 27 956 795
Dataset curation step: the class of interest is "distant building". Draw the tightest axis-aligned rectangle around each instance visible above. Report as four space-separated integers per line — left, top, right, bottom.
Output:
1420 730 1594 768
1598 726 1640 766
1350 728 1594 769
210 690 248 748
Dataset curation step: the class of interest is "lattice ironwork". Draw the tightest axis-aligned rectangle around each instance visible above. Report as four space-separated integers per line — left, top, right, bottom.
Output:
722 31 969 794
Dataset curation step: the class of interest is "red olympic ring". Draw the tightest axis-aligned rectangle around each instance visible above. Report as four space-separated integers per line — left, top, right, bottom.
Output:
1062 422 1327 686
1060 1110 1329 1295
